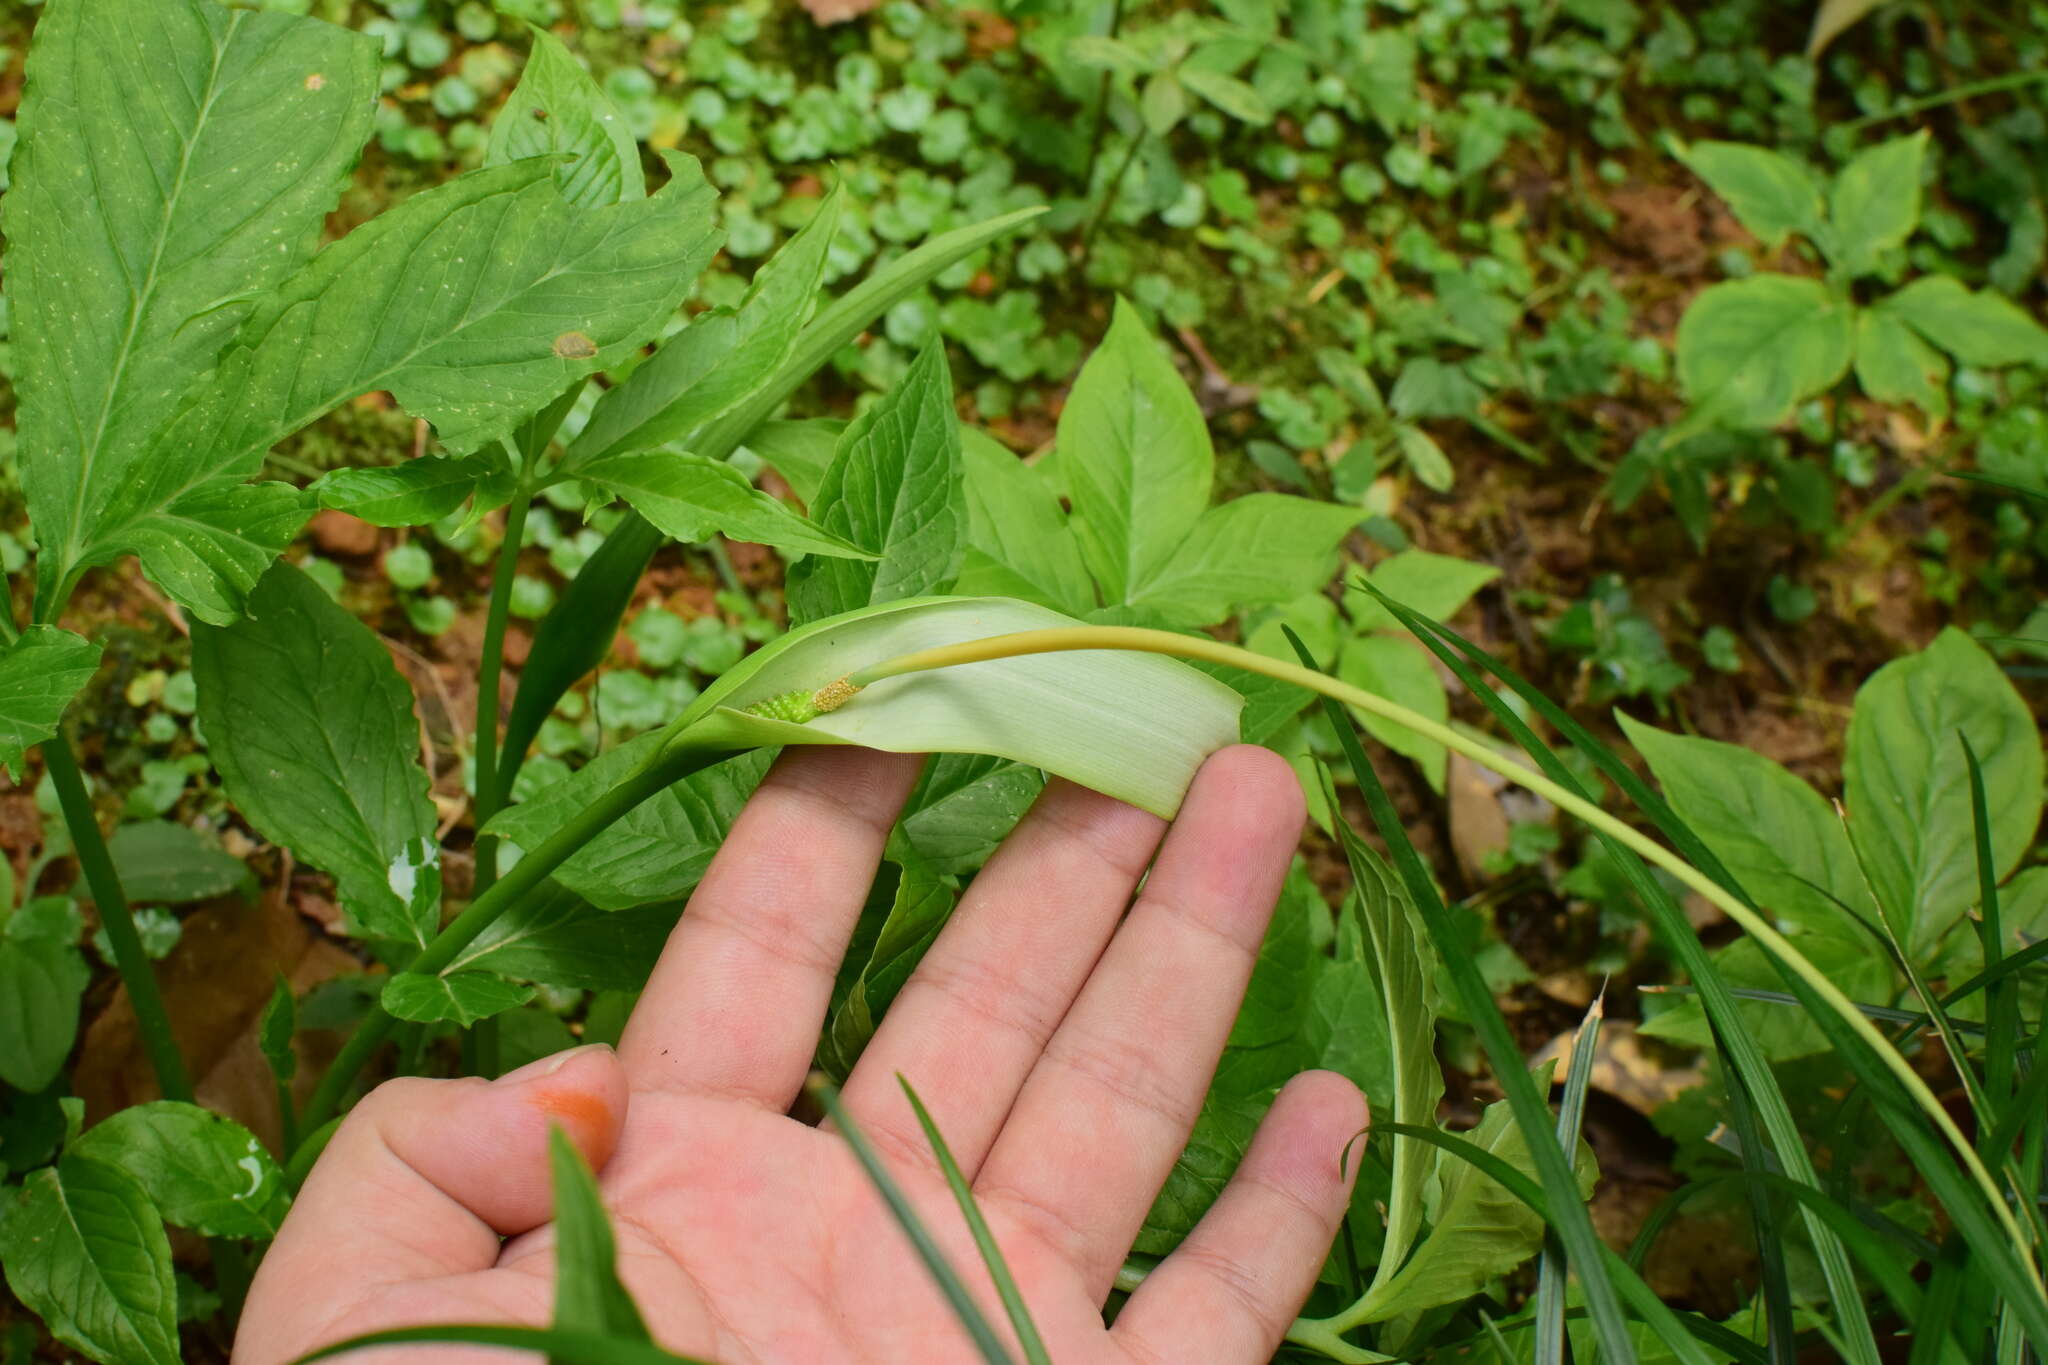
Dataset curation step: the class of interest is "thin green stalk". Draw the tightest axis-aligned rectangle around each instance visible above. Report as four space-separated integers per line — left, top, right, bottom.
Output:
42 736 192 1102
1841 69 2048 132
295 743 725 1147
473 493 533 896
839 626 2042 1274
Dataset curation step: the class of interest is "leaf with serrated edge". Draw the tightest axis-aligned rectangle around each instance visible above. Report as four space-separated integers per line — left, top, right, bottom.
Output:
384 971 536 1026
192 562 441 944
70 1101 290 1240
1675 275 1853 433
575 451 873 559
488 26 644 207
0 626 100 780
1880 276 2048 370
9 0 378 611
955 428 1096 616
314 455 505 528
1677 141 1824 248
0 1157 180 1365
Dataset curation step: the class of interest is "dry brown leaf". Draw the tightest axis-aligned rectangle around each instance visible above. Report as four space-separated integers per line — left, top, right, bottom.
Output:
1808 0 1884 56
801 0 880 24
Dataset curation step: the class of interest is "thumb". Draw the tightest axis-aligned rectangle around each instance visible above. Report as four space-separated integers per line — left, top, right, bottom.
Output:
238 1044 627 1356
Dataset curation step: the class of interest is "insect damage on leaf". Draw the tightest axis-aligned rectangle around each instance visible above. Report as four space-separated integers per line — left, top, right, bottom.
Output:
554 331 600 359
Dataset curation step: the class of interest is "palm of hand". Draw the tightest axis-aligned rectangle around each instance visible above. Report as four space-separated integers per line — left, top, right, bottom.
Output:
236 747 1362 1365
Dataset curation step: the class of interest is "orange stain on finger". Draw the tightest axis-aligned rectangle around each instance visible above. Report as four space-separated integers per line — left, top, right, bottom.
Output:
533 1085 620 1168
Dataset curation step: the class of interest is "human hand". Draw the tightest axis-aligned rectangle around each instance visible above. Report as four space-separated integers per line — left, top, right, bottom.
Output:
235 744 1365 1365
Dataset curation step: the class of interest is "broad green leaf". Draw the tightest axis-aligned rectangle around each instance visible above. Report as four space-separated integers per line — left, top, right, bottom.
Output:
1829 132 1926 278
451 885 682 991
0 1156 179 1365
384 970 535 1026
106 822 247 905
0 626 101 780
1131 494 1364 627
566 188 841 469
548 1128 651 1345
9 0 378 610
1879 276 2048 369
313 456 506 529
1141 72 1190 135
258 975 296 1086
1360 1082 1596 1320
670 596 1244 821
192 562 440 944
1844 627 2043 952
1211 865 1319 1101
1676 142 1824 248
742 418 844 507
820 846 956 1077
574 451 874 559
1059 298 1213 604
787 340 965 625
69 1101 289 1240
487 26 644 207
1641 933 1895 1060
1344 550 1500 635
1178 67 1273 125
0 936 89 1092
1338 635 1451 792
898 753 1046 878
1135 1091 1270 1253
83 156 721 623
1619 717 1875 937
1393 423 1454 492
955 428 1096 616
1675 275 1854 432
489 746 771 910
1063 34 1150 76
1853 309 1949 418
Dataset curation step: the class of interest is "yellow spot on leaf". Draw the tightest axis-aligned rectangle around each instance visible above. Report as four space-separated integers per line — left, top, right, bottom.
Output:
553 331 599 360
305 73 326 91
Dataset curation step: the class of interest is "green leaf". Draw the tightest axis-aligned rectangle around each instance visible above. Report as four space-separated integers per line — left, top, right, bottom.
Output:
0 936 89 1093
1676 142 1824 248
820 846 956 1077
1359 1082 1596 1321
1844 627 2044 953
1394 423 1454 492
787 340 965 625
487 26 644 208
1344 549 1500 635
1059 297 1213 605
1852 309 1949 418
69 1102 290 1240
192 562 441 944
1140 72 1190 135
567 188 841 469
259 975 296 1086
1338 635 1451 792
1879 276 2048 369
1675 275 1854 433
9 0 378 613
85 156 722 623
1829 132 1926 277
742 418 843 507
898 753 1046 878
313 456 505 529
1178 67 1273 125
383 970 535 1027
1641 933 1894 1060
0 1156 179 1365
1128 494 1363 627
954 429 1096 616
451 885 682 991
1210 866 1319 1100
1618 717 1875 938
488 745 771 910
0 626 101 780
575 451 873 559
1135 1091 1270 1253
105 823 247 905
548 1128 651 1346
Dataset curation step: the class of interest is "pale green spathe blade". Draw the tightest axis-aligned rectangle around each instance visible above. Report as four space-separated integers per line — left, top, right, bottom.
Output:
673 598 1242 819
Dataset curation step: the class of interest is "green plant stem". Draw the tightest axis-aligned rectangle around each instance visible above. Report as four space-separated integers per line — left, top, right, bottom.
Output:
294 742 726 1151
843 626 2040 1272
472 493 532 895
1081 128 1146 254
1078 0 1127 203
1842 69 2048 132
42 736 193 1102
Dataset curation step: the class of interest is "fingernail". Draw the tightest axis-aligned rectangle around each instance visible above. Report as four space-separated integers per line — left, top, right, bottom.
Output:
496 1042 614 1085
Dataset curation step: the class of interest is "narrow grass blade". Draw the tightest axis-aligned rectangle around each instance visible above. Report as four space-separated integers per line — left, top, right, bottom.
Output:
898 1077 1051 1365
808 1078 1020 1365
1963 738 2020 1111
548 1128 651 1346
1364 585 1884 1365
1647 985 2018 1037
1282 627 1643 1365
290 1325 709 1364
1906 1255 1968 1365
1940 936 2048 1012
1535 993 1604 1365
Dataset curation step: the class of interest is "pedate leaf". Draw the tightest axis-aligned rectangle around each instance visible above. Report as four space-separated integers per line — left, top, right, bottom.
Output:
573 451 874 559
740 418 843 506
1344 550 1500 635
69 1101 290 1240
898 753 1046 877
9 0 378 616
192 562 441 944
1674 275 1854 434
787 340 966 625
451 884 683 992
1338 635 1450 792
1879 275 2048 370
0 1156 180 1365
313 456 509 529
487 25 644 208
0 626 102 780
1676 141 1824 249
1828 132 1926 278
1853 310 1949 418
1843 627 2043 954
1127 494 1365 628
1136 1092 1270 1253
954 429 1096 616
0 936 90 1093
383 971 536 1027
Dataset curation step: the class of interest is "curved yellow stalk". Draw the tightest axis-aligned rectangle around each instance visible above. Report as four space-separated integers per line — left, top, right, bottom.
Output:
840 626 2041 1274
